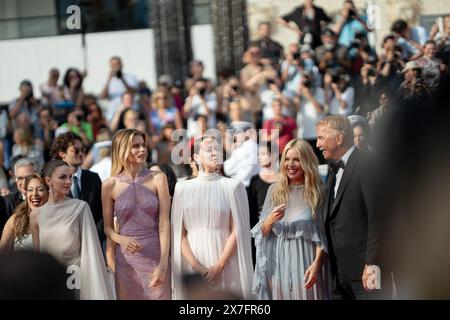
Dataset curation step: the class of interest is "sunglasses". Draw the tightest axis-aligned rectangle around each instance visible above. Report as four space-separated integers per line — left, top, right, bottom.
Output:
70 147 85 155
16 175 34 182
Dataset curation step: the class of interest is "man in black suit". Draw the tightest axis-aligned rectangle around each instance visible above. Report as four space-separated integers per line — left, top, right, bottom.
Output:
316 115 379 300
50 132 104 246
0 197 8 237
3 157 39 218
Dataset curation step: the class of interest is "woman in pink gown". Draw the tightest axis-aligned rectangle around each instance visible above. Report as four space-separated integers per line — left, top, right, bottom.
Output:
102 129 171 299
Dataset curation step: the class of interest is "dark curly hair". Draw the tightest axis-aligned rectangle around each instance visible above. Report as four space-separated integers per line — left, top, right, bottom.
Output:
50 132 82 160
63 68 83 90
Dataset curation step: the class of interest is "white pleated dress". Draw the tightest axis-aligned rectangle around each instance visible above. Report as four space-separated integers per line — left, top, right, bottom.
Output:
171 172 254 299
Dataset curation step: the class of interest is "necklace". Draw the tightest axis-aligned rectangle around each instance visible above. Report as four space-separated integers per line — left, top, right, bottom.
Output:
289 184 303 190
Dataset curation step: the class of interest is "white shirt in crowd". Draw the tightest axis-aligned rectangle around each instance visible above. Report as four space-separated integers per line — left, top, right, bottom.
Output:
223 138 259 187
105 73 139 122
297 87 325 140
90 157 112 182
334 145 356 198
329 86 355 117
186 93 217 138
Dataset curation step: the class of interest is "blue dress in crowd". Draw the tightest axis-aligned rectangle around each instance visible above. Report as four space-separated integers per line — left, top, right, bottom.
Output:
252 183 331 300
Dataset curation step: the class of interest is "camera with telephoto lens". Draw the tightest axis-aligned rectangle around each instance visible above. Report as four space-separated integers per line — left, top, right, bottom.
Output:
347 8 357 19
367 67 377 77
292 51 301 60
303 78 312 88
349 38 362 49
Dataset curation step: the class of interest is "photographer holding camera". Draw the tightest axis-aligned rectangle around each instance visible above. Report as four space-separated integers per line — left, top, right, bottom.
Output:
347 32 377 76
240 42 280 126
58 110 94 146
183 78 217 138
281 44 320 100
352 57 381 117
377 35 405 92
9 80 39 122
220 76 252 123
294 71 326 163
332 0 372 49
324 70 355 116
390 20 423 61
315 28 351 73
101 56 139 122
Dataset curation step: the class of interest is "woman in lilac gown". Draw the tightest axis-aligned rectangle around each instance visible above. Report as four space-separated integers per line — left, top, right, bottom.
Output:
102 129 171 299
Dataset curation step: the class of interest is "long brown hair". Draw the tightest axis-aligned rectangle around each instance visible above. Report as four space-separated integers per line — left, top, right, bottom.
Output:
13 174 48 241
111 129 147 176
271 139 323 219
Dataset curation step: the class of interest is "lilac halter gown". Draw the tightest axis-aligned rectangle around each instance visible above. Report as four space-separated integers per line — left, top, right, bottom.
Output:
114 169 171 299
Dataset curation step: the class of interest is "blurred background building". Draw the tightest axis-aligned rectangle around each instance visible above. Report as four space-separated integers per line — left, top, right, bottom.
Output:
0 0 448 103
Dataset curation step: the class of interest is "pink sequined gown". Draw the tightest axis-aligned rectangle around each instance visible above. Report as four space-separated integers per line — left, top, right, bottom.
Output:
114 169 171 300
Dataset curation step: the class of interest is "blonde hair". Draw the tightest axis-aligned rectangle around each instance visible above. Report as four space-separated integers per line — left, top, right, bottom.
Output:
271 139 323 219
111 129 147 176
151 89 170 110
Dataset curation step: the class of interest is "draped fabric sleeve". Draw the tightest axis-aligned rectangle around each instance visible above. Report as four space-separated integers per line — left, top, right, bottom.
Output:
171 181 185 300
250 183 277 300
79 201 114 300
223 178 255 300
271 215 328 253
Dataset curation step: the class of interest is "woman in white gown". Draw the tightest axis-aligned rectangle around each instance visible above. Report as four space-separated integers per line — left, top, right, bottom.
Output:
30 159 114 300
252 139 331 300
171 135 254 299
0 174 48 252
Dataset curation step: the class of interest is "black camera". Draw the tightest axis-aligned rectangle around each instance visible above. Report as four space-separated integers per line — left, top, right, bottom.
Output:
76 114 84 122
328 68 342 83
303 78 312 88
349 39 362 49
267 78 276 85
116 70 123 79
292 51 301 60
367 68 377 77
365 56 377 66
25 91 34 101
348 9 357 19
198 87 206 96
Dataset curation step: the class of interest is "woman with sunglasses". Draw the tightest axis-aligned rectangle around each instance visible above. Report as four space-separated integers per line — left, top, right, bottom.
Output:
150 90 183 136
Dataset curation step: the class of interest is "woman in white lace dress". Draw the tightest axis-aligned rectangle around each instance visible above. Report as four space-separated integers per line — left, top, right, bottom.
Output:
0 174 48 252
